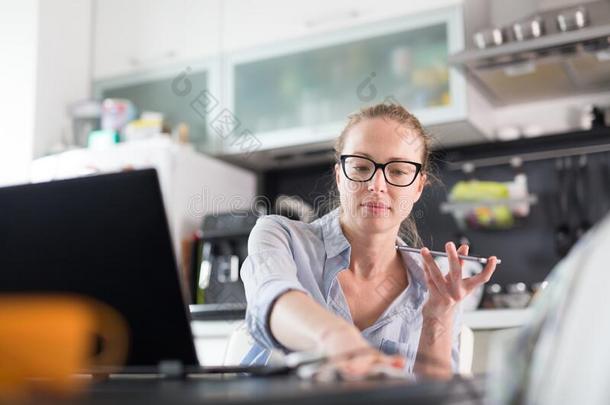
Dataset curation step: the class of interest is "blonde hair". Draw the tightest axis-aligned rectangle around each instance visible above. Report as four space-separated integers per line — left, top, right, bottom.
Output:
330 102 435 247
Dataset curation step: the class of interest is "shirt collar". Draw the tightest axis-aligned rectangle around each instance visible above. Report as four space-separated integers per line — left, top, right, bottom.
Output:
319 207 351 259
318 208 426 284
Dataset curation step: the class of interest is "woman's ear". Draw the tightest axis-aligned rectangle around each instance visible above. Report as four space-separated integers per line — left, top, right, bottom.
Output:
335 163 341 187
413 173 426 203
418 173 427 192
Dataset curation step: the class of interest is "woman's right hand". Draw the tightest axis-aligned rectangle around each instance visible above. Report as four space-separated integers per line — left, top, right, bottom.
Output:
314 324 405 378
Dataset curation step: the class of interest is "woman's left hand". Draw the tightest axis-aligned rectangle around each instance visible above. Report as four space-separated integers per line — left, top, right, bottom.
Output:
420 242 497 318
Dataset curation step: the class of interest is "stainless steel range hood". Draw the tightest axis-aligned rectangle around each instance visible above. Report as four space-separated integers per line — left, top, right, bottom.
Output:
450 0 610 105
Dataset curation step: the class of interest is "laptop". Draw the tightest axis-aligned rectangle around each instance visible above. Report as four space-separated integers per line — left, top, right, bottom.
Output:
0 169 211 372
0 169 326 376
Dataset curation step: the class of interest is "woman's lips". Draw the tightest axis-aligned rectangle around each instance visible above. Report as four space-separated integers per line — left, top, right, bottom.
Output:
361 202 390 213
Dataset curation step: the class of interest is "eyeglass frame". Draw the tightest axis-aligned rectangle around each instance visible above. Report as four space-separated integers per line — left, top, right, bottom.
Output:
339 154 423 187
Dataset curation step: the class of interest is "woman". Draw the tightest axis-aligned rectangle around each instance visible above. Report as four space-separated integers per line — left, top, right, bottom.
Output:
240 103 497 377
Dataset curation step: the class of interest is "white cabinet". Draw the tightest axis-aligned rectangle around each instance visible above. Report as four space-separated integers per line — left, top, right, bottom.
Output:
91 0 491 166
220 0 463 52
93 0 142 79
93 0 221 79
221 4 468 155
92 0 461 79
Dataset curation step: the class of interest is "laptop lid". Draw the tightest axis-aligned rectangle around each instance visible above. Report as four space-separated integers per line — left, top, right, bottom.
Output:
0 169 198 367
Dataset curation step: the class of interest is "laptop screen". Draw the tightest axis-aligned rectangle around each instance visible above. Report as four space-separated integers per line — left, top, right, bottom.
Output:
0 169 198 367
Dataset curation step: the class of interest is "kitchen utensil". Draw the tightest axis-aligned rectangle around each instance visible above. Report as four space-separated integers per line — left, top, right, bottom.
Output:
512 16 545 41
69 99 101 147
473 27 508 49
574 155 592 239
485 283 504 308
556 6 589 32
395 245 501 265
503 282 532 308
101 98 136 134
592 106 610 128
531 281 549 296
601 157 610 215
554 157 574 257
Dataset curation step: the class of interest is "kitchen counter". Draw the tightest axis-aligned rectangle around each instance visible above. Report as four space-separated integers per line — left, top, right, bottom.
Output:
191 308 533 337
190 308 533 366
462 308 533 330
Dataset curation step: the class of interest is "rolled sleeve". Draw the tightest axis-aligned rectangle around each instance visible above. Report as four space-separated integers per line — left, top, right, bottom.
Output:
240 217 309 351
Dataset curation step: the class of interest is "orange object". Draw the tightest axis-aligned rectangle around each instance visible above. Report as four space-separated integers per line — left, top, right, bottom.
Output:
0 294 128 399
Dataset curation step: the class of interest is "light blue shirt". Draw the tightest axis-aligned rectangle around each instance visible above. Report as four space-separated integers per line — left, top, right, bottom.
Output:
239 207 462 373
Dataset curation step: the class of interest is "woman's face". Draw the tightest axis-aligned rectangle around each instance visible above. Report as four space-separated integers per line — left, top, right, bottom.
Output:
335 117 426 235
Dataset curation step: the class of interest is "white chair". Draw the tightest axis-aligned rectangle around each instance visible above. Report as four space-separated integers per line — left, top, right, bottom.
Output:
223 320 475 374
222 321 255 365
458 324 474 375
222 321 284 366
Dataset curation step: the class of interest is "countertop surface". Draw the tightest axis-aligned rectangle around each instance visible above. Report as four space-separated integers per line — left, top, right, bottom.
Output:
191 308 533 338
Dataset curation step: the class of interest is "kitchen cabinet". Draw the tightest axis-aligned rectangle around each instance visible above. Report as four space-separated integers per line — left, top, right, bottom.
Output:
220 0 461 53
93 0 221 79
220 4 474 157
93 65 221 154
92 1 493 167
92 0 461 79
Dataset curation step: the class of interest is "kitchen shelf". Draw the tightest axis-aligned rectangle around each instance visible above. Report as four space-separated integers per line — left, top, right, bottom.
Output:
440 195 538 212
438 127 610 171
449 24 610 68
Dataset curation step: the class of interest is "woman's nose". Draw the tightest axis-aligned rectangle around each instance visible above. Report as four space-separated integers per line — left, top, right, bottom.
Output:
368 168 388 192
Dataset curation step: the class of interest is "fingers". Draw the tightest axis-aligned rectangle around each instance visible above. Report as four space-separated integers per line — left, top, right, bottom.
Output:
447 242 467 282
421 248 448 295
463 257 498 291
456 244 469 263
334 351 405 378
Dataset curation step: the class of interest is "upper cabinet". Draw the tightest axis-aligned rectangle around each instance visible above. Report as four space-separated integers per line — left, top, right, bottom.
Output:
222 5 468 154
92 1 490 163
93 0 221 79
92 0 462 79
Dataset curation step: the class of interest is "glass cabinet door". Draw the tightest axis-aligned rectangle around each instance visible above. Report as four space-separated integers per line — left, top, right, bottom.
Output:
228 6 464 151
95 65 219 154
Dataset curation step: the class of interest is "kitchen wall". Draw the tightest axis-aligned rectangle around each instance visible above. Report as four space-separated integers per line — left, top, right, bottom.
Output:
33 0 92 158
0 0 38 186
0 0 92 188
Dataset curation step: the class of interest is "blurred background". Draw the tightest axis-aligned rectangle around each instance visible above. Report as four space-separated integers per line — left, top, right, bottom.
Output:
1 0 610 371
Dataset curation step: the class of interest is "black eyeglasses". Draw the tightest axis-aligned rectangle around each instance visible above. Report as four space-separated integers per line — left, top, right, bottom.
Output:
339 154 422 187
